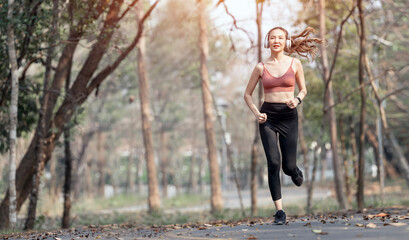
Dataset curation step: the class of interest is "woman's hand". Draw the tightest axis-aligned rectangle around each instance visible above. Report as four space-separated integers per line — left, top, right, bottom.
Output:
258 113 267 124
285 98 299 109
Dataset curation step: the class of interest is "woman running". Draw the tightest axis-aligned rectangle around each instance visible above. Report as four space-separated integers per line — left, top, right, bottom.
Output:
244 26 323 224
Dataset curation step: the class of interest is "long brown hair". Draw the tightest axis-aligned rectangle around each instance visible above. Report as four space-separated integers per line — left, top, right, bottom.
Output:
265 27 324 60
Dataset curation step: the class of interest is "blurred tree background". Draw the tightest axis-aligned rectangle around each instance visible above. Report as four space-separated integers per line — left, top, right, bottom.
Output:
0 0 408 230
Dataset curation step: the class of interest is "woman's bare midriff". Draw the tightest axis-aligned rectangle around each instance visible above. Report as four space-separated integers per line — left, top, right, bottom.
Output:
263 92 294 103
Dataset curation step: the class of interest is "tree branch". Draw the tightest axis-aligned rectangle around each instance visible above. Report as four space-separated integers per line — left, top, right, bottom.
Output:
219 1 254 47
324 81 371 112
381 85 409 102
86 0 160 94
118 0 139 22
325 3 356 91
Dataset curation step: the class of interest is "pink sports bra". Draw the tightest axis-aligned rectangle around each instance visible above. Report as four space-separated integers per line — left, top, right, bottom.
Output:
261 59 295 93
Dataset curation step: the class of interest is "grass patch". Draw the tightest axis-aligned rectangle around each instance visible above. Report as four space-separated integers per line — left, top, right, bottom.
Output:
162 194 209 208
0 228 23 235
72 194 147 213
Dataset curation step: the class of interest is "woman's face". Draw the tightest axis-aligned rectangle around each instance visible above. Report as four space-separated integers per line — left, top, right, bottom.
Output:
268 29 287 52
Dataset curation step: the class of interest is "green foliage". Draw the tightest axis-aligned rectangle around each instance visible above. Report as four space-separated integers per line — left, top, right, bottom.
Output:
0 0 54 153
0 81 40 153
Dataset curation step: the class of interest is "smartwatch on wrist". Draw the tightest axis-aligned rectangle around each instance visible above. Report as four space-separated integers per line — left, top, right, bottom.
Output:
296 97 302 104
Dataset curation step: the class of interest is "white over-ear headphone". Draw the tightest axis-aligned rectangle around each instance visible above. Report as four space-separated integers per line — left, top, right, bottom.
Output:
286 36 292 49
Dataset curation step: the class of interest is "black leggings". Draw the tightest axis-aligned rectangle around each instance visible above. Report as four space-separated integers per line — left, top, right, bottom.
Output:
259 102 298 201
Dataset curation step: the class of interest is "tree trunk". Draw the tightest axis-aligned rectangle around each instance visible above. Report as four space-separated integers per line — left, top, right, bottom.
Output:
298 104 309 184
136 150 144 194
349 117 359 180
251 0 264 216
6 0 18 229
387 133 409 185
339 115 351 206
319 0 346 210
198 0 223 213
356 0 367 211
366 129 385 200
97 131 105 197
126 103 136 194
189 151 197 194
85 158 93 198
73 131 94 199
160 130 169 198
24 0 59 229
127 149 135 194
199 151 205 194
49 153 57 197
0 156 4 181
137 0 160 212
62 51 73 228
62 122 72 228
320 149 327 183
307 145 319 213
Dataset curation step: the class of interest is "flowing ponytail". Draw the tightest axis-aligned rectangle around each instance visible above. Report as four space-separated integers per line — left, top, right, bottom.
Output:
265 27 324 60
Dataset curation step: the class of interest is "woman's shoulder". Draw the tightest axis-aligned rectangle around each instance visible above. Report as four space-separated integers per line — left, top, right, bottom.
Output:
254 62 264 73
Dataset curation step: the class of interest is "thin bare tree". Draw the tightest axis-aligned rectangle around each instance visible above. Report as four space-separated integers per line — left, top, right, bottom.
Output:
250 0 264 216
356 0 367 211
62 54 73 229
6 0 18 228
318 0 347 210
198 0 223 212
136 0 160 212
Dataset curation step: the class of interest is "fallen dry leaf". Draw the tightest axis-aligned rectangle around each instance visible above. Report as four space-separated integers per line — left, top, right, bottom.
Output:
365 223 376 229
198 227 208 230
376 213 389 217
247 236 258 240
384 222 407 227
312 229 328 235
355 223 364 227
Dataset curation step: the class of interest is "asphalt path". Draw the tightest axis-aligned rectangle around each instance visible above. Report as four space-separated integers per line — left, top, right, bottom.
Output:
162 210 409 240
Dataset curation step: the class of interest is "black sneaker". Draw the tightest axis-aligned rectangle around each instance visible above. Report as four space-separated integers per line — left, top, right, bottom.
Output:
291 167 303 186
274 210 286 225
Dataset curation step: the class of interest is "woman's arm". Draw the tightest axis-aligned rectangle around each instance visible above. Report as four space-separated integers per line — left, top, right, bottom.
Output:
294 58 307 101
244 63 265 121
